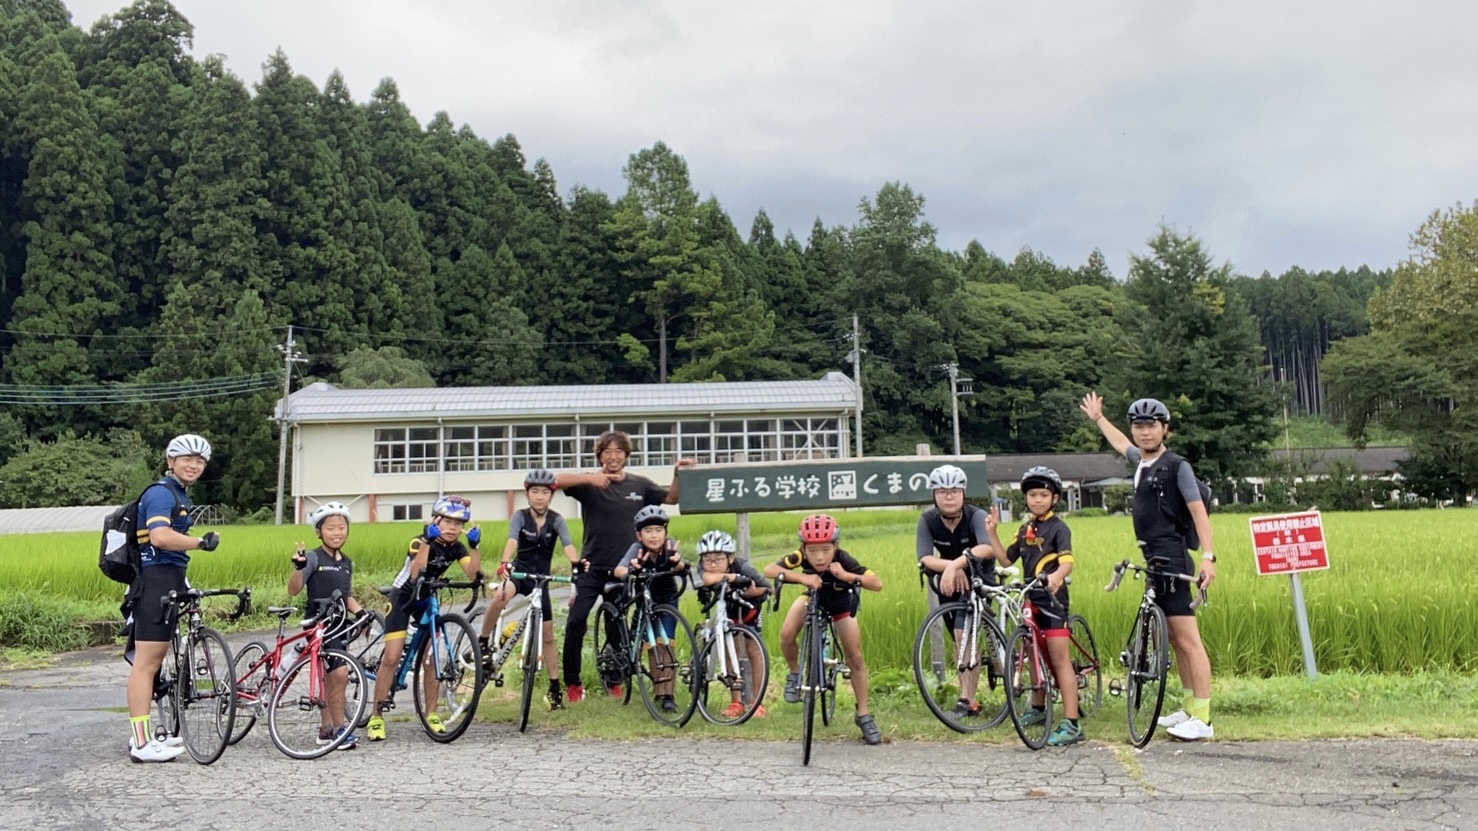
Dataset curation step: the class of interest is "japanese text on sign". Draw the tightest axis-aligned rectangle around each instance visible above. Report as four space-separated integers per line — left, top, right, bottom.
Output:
678 456 988 514
1249 511 1330 575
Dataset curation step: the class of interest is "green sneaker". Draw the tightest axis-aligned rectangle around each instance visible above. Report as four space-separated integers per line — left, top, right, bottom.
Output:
425 713 447 734
1047 720 1084 746
1018 707 1047 727
366 715 386 742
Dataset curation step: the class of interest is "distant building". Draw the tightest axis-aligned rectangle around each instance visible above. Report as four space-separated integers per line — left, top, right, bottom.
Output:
276 373 860 523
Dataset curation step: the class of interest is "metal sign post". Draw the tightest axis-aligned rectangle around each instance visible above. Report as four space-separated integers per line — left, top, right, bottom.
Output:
1249 510 1330 679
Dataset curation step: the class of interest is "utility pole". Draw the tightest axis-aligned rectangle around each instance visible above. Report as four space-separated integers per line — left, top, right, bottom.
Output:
945 361 974 456
274 325 306 525
850 314 864 458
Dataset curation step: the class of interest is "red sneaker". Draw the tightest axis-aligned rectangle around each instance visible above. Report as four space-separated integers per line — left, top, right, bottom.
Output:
606 684 623 698
566 684 584 703
753 704 766 719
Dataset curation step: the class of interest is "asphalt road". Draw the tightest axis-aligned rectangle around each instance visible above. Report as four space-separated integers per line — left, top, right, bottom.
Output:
1 643 1473 831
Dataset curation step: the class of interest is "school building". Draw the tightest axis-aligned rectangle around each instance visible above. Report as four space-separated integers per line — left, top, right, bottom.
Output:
278 374 861 524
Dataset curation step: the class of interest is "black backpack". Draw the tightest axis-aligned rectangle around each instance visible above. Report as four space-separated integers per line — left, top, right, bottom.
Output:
99 483 180 584
1147 451 1214 550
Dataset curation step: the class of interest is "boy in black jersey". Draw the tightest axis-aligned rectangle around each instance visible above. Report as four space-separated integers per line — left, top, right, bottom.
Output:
288 501 367 749
477 470 579 710
614 505 688 713
983 467 1084 746
762 514 884 745
918 463 996 719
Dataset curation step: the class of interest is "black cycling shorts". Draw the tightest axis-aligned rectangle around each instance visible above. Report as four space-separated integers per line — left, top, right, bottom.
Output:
510 574 554 619
1147 552 1198 617
809 588 860 621
132 565 188 642
384 585 430 636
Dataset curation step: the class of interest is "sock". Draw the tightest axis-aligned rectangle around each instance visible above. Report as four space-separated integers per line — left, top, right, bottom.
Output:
1182 688 1195 714
1068 718 1079 727
1189 697 1212 724
549 678 561 692
130 715 151 748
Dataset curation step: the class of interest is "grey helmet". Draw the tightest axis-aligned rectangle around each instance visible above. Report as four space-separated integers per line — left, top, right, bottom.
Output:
696 530 736 555
523 468 557 490
633 505 670 530
165 433 212 461
1020 466 1064 496
926 464 968 491
1127 398 1171 424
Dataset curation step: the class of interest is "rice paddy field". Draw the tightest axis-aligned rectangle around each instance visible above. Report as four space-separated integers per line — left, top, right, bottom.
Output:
2 509 1474 678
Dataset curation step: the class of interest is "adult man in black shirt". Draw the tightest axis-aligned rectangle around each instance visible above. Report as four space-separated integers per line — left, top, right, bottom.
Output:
555 430 695 702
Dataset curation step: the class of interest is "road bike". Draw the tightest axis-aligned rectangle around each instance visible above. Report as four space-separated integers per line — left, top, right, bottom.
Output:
497 571 574 731
229 592 369 758
350 578 484 742
1105 557 1206 747
913 565 1011 733
771 579 854 766
590 568 698 727
692 579 769 726
153 586 250 764
1002 575 1102 749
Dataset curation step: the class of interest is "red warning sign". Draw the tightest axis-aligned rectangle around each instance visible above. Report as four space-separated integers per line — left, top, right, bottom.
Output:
1249 511 1330 576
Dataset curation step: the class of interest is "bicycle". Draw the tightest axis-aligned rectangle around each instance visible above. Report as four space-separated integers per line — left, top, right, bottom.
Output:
912 564 1011 733
350 578 484 743
500 571 573 732
590 567 698 727
770 579 854 766
153 586 251 765
229 593 369 758
1104 558 1206 747
1002 574 1102 749
692 579 770 726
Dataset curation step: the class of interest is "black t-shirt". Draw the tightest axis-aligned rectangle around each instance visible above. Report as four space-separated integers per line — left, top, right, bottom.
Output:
776 548 868 595
564 474 668 569
301 546 353 615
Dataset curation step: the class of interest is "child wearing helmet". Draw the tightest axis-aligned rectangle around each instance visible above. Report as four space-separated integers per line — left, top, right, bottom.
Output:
365 495 484 742
287 501 366 749
980 466 1084 746
124 433 222 762
475 470 579 710
613 505 688 712
1081 391 1217 741
695 530 772 719
761 514 884 745
918 463 997 719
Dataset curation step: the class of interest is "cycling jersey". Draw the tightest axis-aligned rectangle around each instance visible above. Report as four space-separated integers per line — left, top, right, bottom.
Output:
300 546 354 614
619 540 684 606
391 535 470 589
696 561 771 627
1005 513 1072 627
507 507 573 573
916 504 997 590
137 477 192 569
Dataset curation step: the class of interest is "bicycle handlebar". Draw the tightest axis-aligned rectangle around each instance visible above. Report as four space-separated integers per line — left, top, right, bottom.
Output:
1106 558 1208 610
418 577 484 615
159 586 253 621
508 572 574 584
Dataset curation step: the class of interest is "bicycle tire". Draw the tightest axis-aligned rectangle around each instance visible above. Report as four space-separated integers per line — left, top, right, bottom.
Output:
820 623 838 727
177 627 236 765
1126 604 1169 748
1004 627 1053 750
591 601 630 701
912 602 1010 733
229 640 269 744
635 604 697 728
348 611 386 728
517 608 541 733
413 613 481 743
1067 614 1103 719
695 626 769 726
267 647 366 759
153 662 179 744
801 616 823 766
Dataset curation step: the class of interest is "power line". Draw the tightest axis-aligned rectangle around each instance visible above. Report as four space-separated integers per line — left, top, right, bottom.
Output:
0 374 278 405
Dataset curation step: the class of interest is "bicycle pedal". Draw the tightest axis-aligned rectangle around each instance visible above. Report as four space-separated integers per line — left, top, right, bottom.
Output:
494 678 504 688
1108 678 1124 697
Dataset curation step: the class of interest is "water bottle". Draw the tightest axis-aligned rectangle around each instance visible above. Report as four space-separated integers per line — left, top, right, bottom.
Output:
281 640 307 677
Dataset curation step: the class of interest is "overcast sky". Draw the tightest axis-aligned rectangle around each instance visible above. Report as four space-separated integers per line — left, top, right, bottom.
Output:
64 0 1478 278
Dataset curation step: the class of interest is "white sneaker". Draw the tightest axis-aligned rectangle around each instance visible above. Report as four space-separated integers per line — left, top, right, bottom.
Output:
162 735 185 748
130 739 185 763
1167 717 1214 741
1157 709 1190 728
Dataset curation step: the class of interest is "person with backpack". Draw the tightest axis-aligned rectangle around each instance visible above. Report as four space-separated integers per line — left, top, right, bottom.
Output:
125 434 222 762
1081 393 1217 741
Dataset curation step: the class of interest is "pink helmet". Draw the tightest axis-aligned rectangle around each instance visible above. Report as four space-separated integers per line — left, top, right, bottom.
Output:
797 514 840 544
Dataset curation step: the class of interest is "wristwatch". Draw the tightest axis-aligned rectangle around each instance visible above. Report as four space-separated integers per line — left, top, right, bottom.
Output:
1201 552 1216 563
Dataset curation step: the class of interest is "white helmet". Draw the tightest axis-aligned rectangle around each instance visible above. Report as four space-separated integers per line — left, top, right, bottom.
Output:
696 530 736 555
307 501 352 529
926 464 968 491
166 434 212 461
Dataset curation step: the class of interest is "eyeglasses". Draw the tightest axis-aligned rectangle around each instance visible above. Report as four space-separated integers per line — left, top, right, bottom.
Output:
699 551 730 560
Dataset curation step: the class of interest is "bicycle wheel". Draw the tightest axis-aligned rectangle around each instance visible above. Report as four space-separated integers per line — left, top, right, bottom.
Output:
820 624 838 727
517 610 541 733
913 602 1009 733
153 663 179 744
636 604 698 728
800 618 823 766
413 613 481 743
1004 627 1053 750
348 612 385 728
268 648 364 759
695 626 769 726
591 601 630 700
177 627 236 765
229 640 269 744
1126 605 1169 748
1067 614 1103 719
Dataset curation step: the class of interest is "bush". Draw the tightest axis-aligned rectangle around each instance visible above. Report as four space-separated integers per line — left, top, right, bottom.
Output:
1070 507 1107 518
0 592 96 652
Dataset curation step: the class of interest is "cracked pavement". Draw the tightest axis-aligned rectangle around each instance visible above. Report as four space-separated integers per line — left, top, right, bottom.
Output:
1 643 1473 831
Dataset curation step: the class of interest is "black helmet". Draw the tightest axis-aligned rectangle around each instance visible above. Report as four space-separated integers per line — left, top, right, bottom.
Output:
633 505 669 530
1127 398 1171 424
1020 466 1063 496
523 469 556 490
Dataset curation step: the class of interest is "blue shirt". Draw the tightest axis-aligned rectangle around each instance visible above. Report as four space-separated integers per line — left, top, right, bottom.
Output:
138 476 193 569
